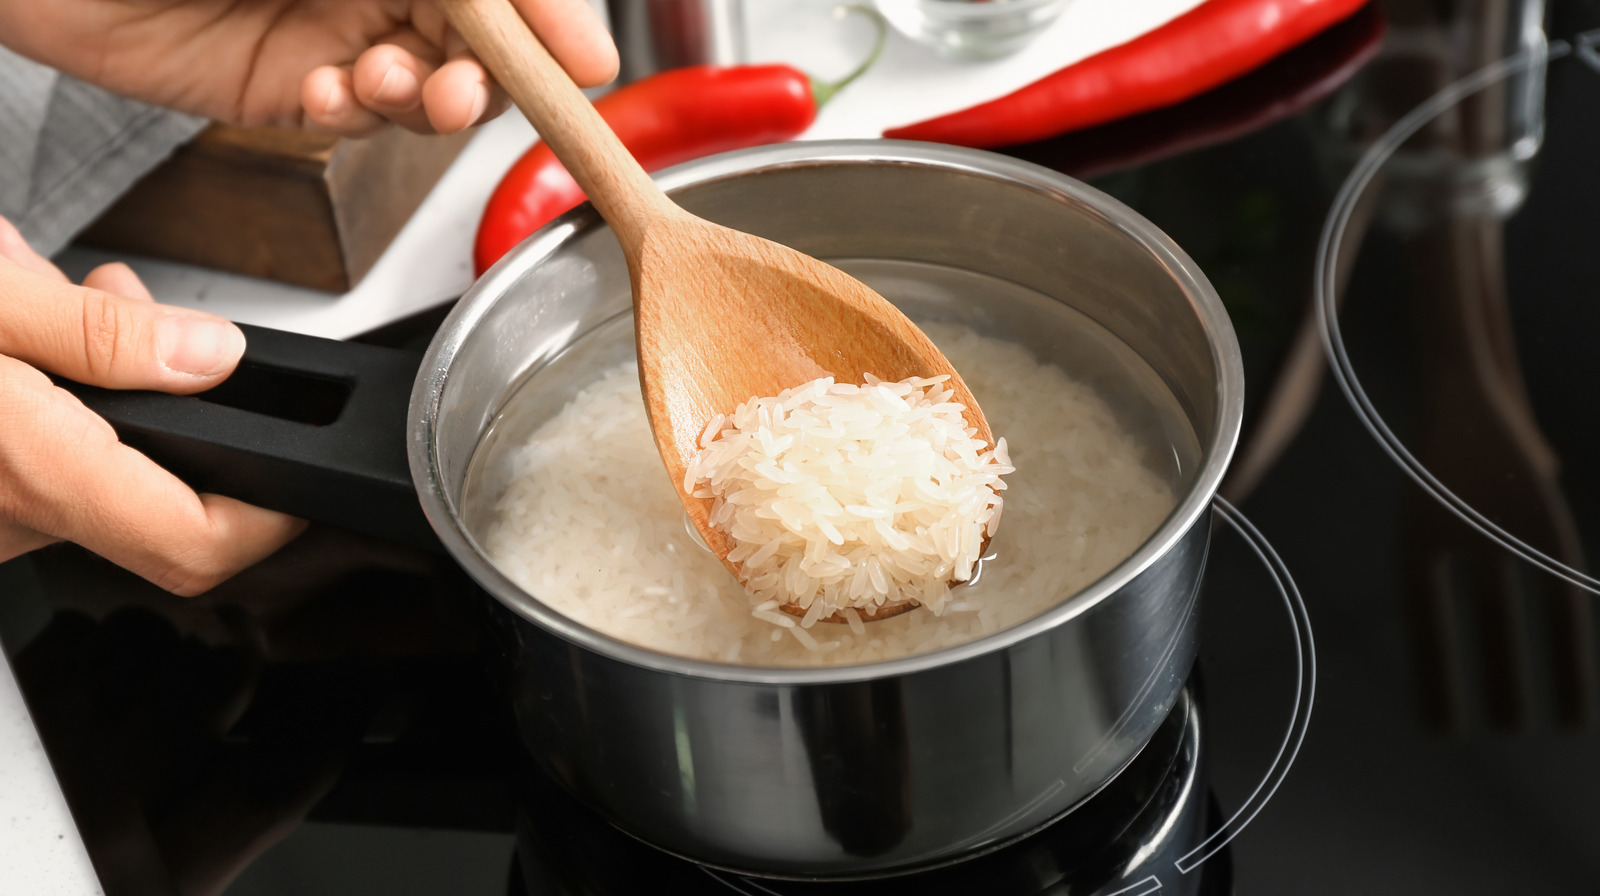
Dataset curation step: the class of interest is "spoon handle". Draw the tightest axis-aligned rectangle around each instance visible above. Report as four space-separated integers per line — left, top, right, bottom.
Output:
438 0 669 255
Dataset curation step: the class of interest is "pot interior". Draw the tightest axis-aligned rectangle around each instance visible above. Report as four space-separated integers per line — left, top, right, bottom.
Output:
417 143 1241 673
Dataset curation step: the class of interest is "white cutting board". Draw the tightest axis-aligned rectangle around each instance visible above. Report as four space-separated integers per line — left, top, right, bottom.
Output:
748 0 1206 141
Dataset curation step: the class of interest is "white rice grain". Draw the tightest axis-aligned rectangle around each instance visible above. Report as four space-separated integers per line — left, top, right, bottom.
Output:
479 323 1175 667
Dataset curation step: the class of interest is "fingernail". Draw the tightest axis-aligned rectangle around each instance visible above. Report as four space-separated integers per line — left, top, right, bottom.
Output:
374 64 420 107
466 83 489 125
321 79 348 118
158 316 245 377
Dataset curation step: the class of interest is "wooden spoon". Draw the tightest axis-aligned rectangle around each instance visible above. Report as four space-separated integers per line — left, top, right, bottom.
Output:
439 0 992 622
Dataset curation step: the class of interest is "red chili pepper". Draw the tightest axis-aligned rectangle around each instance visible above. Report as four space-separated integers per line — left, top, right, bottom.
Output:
1012 2 1384 181
882 0 1372 149
474 8 886 275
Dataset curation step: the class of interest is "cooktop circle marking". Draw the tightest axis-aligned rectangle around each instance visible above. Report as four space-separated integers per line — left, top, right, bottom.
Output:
1314 38 1600 595
1104 875 1163 895
1174 499 1315 874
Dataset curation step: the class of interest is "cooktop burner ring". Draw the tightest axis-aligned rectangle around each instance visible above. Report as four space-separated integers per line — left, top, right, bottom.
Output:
1174 499 1315 876
1315 31 1600 597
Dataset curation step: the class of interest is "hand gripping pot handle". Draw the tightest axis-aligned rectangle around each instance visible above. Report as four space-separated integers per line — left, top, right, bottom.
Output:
54 323 441 552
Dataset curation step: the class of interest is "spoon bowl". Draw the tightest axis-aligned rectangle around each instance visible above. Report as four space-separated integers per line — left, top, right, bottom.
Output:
635 208 993 621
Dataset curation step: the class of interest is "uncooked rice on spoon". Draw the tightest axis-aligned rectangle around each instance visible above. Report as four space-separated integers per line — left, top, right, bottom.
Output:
685 373 1014 627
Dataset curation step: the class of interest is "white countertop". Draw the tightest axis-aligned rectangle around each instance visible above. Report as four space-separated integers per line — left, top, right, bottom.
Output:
4 0 1202 890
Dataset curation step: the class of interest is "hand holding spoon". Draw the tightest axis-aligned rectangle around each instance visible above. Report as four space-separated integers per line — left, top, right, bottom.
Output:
438 0 992 621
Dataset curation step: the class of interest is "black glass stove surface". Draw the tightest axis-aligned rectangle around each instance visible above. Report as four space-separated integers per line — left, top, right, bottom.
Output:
5 0 1600 892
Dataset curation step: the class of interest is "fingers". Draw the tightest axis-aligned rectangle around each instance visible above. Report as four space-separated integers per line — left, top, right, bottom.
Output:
512 0 620 88
0 224 146 308
301 0 616 137
418 0 616 135
0 216 153 303
352 34 512 136
0 259 245 393
351 41 439 133
421 55 509 134
305 44 506 137
0 355 306 592
302 65 388 137
350 27 473 135
0 215 303 592
82 262 152 302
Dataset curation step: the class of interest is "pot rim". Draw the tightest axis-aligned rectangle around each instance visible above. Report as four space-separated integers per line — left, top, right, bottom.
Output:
410 140 1244 685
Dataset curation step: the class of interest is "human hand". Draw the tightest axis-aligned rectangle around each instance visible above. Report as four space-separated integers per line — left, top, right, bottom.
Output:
0 217 306 594
0 0 618 136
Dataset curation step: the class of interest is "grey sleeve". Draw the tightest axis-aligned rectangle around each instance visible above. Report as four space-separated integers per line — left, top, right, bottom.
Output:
0 46 207 258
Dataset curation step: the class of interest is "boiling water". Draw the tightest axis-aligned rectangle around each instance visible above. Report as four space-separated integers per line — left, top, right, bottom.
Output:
460 260 1202 664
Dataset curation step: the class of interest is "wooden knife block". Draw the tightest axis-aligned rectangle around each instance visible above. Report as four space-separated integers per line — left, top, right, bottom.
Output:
80 123 474 292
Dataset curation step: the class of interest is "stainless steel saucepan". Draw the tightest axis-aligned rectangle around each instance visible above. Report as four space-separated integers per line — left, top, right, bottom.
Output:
418 141 1241 877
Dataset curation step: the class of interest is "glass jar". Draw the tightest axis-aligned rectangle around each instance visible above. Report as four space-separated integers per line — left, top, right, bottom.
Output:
875 0 1072 60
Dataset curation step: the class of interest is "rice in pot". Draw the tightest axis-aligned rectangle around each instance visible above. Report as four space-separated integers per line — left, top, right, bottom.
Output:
480 323 1175 667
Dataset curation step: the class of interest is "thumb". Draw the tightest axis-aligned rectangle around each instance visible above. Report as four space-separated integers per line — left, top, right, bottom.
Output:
0 258 244 394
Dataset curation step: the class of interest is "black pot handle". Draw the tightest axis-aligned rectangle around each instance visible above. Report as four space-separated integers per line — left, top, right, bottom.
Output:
53 323 443 552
